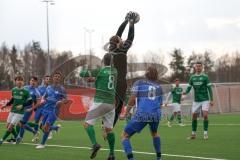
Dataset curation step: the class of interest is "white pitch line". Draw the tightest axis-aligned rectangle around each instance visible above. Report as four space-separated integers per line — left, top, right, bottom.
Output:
19 142 227 160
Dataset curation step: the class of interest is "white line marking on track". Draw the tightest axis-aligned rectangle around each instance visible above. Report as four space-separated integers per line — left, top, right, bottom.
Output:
17 142 227 160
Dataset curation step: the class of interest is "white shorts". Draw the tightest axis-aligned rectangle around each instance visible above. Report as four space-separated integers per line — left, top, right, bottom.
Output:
85 103 115 129
192 101 210 113
168 103 181 112
7 112 23 125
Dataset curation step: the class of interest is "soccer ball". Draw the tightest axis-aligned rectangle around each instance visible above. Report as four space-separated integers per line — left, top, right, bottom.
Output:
126 11 140 24
133 12 140 24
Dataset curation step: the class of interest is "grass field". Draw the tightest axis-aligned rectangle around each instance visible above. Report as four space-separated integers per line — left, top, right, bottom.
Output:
0 114 239 160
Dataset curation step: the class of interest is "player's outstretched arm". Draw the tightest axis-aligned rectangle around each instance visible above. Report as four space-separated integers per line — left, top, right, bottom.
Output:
116 15 129 37
127 20 134 42
184 77 193 95
1 97 14 110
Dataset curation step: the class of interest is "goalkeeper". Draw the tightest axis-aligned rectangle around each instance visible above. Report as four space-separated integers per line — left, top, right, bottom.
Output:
109 11 138 126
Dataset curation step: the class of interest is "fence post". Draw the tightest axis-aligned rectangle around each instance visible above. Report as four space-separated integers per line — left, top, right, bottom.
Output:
228 87 231 112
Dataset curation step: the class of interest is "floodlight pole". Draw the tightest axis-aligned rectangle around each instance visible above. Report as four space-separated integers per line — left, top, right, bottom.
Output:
42 0 54 75
84 28 94 70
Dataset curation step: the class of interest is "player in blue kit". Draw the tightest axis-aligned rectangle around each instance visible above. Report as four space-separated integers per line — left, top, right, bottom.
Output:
31 75 50 142
121 67 163 160
36 72 67 149
16 76 41 144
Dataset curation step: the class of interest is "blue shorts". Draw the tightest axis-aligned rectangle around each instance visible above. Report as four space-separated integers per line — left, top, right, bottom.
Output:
41 110 57 126
21 111 33 124
34 107 44 122
124 118 160 137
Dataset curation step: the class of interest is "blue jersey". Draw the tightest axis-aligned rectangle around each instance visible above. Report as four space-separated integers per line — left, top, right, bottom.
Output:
37 85 48 108
43 85 67 112
24 85 41 108
132 79 162 115
38 85 48 97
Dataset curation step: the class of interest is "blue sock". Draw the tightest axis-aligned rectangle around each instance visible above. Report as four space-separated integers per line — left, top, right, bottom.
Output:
24 124 36 134
34 123 39 132
50 125 59 131
41 132 49 145
153 136 161 159
19 127 25 138
122 139 134 160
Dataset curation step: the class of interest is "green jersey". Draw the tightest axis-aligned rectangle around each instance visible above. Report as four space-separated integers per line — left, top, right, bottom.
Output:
185 73 213 102
11 87 31 114
92 66 117 104
171 86 183 104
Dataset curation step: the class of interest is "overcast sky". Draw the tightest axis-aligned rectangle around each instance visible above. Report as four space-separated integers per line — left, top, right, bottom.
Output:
1 0 240 62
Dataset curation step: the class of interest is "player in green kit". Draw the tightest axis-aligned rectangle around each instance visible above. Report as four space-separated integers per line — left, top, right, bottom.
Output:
183 62 214 140
164 78 185 127
0 76 32 145
83 53 117 160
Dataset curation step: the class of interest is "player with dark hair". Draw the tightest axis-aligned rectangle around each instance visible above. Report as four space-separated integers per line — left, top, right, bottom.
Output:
30 75 50 142
164 78 185 127
36 72 67 149
83 53 117 160
109 11 138 126
0 76 32 145
122 67 163 160
183 62 214 140
16 76 41 144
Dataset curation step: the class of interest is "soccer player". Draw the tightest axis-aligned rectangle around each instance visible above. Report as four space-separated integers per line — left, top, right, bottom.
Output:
83 53 117 160
109 12 137 126
0 76 32 145
31 75 50 142
122 67 163 160
183 62 213 140
16 76 41 144
164 78 185 127
36 72 67 149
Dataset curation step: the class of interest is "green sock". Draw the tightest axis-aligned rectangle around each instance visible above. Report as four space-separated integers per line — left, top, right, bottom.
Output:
11 128 18 139
2 131 11 141
192 120 197 132
169 114 174 122
16 125 20 135
27 122 37 128
177 114 182 123
85 125 97 145
203 120 209 131
107 132 115 156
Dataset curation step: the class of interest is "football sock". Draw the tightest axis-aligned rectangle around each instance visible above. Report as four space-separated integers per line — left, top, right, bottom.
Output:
169 114 174 122
203 120 209 132
50 125 59 131
122 139 133 160
177 114 182 123
18 127 25 138
2 131 11 141
11 128 18 139
24 124 36 134
34 123 39 132
85 125 97 145
16 125 20 135
27 122 35 127
192 119 197 132
153 136 161 159
107 132 115 156
41 132 49 145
